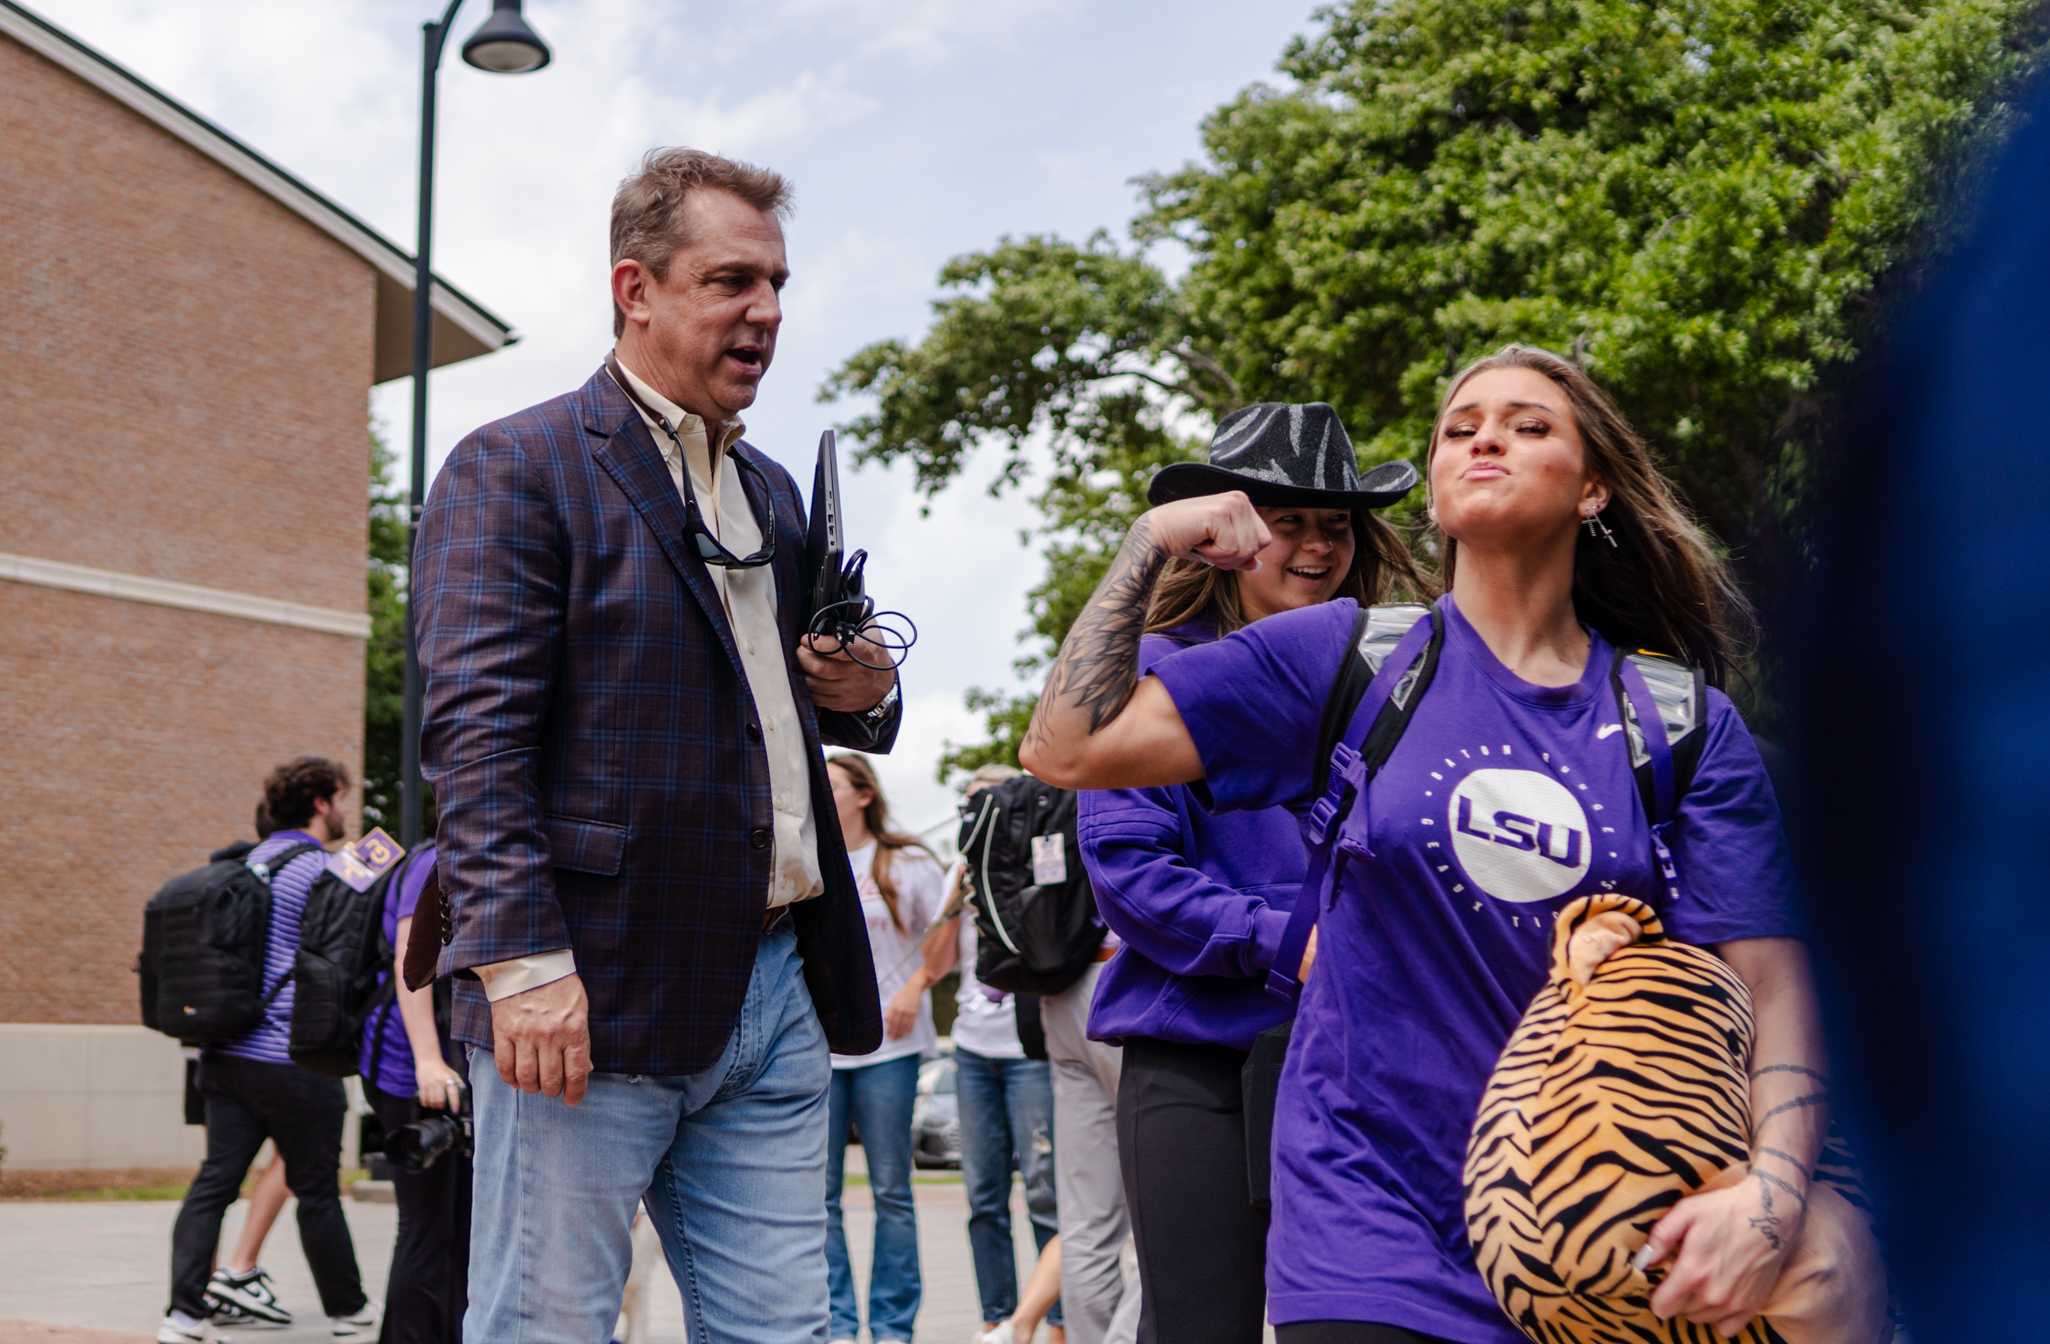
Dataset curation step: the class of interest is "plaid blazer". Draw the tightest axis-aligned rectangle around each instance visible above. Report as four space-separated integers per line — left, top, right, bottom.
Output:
413 363 898 1076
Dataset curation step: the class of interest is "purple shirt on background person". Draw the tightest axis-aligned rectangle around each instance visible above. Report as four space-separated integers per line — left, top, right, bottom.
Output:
1079 622 1308 1052
1152 594 1801 1341
360 842 438 1097
211 830 329 1068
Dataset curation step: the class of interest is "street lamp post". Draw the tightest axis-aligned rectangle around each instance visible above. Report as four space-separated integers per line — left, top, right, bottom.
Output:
402 0 551 848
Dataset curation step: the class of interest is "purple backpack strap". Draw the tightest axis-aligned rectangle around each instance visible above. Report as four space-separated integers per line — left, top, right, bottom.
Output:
1266 611 1438 1000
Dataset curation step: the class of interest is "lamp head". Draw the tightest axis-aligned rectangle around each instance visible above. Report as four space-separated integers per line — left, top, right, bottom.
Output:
460 0 551 74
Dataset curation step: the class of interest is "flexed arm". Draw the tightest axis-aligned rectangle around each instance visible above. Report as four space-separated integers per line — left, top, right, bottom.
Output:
1020 494 1270 790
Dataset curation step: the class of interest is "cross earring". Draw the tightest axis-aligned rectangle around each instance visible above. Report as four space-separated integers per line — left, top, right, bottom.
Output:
1581 506 1617 548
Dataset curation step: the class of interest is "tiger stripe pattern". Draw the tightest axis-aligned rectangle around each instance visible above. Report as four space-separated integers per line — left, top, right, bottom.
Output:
1463 893 1882 1344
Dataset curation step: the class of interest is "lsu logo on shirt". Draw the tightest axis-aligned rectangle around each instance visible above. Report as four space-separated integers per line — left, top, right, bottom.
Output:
1447 768 1591 903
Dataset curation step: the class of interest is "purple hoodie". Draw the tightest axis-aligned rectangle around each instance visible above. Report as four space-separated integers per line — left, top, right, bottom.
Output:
1079 623 1309 1052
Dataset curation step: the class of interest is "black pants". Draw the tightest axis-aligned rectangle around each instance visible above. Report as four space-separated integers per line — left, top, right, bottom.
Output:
168 1052 366 1319
1117 1036 1269 1343
367 1082 471 1344
1276 1326 1453 1343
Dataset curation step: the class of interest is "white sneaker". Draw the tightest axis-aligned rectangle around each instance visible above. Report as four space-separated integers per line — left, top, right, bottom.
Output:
328 1297 380 1338
977 1324 1017 1344
157 1315 214 1343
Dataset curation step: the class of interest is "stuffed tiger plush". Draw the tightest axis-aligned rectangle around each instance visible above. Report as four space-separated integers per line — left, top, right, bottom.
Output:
1463 894 1890 1344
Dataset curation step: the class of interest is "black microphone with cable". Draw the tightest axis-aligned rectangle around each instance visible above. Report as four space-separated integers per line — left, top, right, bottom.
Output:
808 429 916 673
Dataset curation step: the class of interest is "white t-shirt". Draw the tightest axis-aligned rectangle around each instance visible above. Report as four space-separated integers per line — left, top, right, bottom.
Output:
950 915 1026 1060
832 841 947 1069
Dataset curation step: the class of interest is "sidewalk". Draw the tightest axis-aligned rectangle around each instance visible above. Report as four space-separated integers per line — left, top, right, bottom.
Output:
0 1175 1010 1343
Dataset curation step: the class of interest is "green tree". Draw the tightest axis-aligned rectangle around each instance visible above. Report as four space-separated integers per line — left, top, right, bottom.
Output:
363 420 407 832
826 0 2047 770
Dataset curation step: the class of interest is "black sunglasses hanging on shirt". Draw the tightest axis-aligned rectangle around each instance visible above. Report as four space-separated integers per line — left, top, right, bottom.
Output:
605 356 917 672
605 353 775 569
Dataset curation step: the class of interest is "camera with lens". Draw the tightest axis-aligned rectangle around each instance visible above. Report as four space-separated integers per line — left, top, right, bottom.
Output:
386 1082 472 1172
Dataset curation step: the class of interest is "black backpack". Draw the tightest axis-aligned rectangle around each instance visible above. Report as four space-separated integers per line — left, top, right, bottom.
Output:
140 842 322 1046
289 847 406 1079
956 774 1106 995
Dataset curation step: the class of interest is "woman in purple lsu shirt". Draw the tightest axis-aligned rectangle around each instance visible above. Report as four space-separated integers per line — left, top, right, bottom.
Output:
1023 345 1827 1344
1078 401 1426 1341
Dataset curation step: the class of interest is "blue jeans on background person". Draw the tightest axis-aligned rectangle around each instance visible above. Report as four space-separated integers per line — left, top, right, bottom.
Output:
825 1052 923 1342
465 924 832 1344
955 1045 1061 1329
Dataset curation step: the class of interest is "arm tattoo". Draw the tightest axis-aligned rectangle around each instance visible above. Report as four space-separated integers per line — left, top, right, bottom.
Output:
1023 520 1168 753
1751 1166 1809 1209
1753 1147 1813 1182
1751 1063 1831 1085
1747 1172 1788 1252
1756 1092 1830 1130
1746 1063 1823 1252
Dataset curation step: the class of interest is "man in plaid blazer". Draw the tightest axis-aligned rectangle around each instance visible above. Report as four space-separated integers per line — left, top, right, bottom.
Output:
413 148 903 1344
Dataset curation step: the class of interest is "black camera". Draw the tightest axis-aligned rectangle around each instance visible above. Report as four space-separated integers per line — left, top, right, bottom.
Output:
386 1083 472 1172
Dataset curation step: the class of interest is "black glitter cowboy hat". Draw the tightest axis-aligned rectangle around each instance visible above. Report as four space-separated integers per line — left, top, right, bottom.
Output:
1147 402 1418 509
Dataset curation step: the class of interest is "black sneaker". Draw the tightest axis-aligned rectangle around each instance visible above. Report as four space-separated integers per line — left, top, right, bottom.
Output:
205 1266 292 1328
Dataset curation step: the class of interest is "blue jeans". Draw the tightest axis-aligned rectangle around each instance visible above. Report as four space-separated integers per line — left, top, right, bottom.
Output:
954 1045 1061 1327
825 1053 922 1341
465 925 832 1344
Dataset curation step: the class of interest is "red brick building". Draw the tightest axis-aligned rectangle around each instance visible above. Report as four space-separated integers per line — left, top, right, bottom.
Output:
0 1 514 1165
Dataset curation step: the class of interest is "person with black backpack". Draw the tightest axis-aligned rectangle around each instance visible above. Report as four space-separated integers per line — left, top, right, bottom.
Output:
914 764 1064 1344
1073 402 1425 1342
1021 347 1827 1344
156 757 377 1344
954 763 1129 1343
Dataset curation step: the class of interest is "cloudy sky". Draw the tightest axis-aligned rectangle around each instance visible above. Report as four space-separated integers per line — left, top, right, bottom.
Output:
29 0 1323 833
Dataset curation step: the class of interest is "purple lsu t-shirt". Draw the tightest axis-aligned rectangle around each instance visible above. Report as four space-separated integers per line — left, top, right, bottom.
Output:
360 843 437 1097
1152 595 1801 1340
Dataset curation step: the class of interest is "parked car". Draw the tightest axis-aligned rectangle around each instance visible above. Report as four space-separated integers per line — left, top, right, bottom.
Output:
911 1052 961 1169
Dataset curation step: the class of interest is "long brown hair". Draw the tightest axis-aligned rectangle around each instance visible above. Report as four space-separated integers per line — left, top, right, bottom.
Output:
1429 344 1753 687
1145 507 1433 636
827 753 935 934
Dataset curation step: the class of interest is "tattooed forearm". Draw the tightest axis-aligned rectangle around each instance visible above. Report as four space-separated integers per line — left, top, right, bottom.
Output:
1744 1059 1826 1255
1022 520 1169 756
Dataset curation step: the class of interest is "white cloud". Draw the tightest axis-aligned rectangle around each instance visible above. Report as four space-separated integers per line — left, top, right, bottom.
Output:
737 0 1080 65
867 686 987 838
